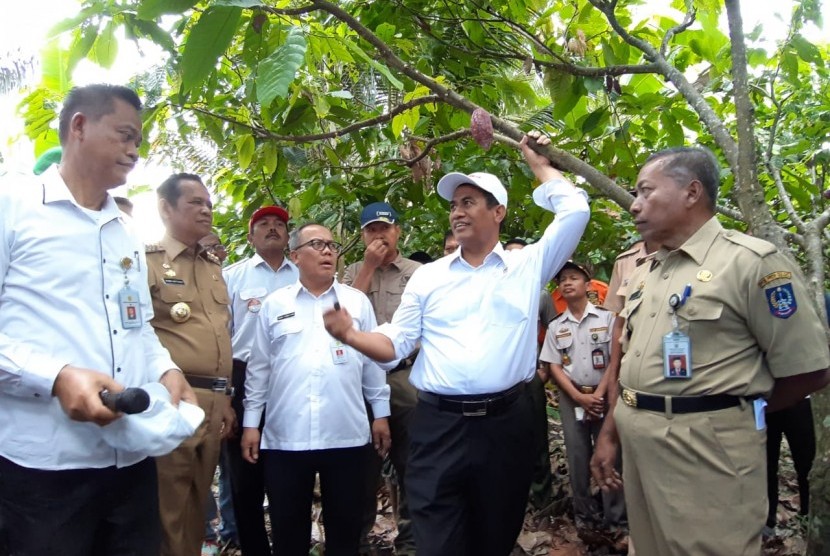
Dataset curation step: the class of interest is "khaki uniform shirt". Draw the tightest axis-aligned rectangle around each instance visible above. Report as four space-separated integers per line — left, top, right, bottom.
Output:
605 241 649 314
620 217 830 397
146 234 232 378
540 303 614 386
342 253 421 325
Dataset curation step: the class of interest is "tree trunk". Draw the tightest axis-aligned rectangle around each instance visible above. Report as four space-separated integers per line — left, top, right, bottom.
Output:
808 386 830 555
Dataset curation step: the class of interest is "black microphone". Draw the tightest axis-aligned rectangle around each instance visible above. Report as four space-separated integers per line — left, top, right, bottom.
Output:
99 388 151 414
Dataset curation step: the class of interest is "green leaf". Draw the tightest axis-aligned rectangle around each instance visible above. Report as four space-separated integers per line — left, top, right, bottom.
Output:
131 19 176 53
213 0 265 6
41 40 71 93
581 107 607 134
660 111 684 146
48 6 105 37
138 0 198 20
92 20 118 68
236 135 255 170
256 27 308 106
375 23 396 43
345 40 404 90
181 6 243 93
791 35 823 65
67 24 99 73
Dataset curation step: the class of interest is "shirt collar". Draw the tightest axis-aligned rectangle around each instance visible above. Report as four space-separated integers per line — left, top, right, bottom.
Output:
294 277 338 300
656 216 721 266
251 252 294 272
41 166 121 224
160 233 194 260
451 241 507 269
562 301 598 323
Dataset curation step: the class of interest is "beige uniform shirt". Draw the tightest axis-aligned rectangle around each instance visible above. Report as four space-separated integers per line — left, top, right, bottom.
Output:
605 241 649 314
620 217 830 397
540 303 615 386
342 253 421 325
146 234 232 378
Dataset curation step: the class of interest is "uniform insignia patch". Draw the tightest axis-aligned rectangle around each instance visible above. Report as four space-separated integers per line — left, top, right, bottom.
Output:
758 271 793 289
766 283 797 319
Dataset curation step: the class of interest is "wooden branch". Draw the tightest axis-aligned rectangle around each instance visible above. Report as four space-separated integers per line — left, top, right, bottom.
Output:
660 3 696 57
187 95 441 142
765 163 805 231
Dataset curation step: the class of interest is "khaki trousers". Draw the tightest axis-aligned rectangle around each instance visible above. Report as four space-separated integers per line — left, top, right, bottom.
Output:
615 400 765 555
157 389 226 556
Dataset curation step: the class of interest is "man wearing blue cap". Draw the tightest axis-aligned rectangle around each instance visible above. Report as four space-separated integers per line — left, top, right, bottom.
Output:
325 131 590 555
343 201 421 555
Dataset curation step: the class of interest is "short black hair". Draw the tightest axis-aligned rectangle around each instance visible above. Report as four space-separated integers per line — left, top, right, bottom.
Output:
504 238 527 248
157 173 204 206
644 147 720 209
58 84 142 144
408 251 433 264
113 196 133 210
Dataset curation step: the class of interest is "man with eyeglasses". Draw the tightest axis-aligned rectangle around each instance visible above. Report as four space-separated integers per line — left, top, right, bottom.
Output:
219 206 298 555
146 173 236 556
199 232 228 265
343 202 420 556
241 223 391 556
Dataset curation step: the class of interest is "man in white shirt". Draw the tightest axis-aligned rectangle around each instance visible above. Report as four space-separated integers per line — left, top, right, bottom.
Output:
241 223 391 556
324 131 590 555
0 84 193 555
221 206 298 555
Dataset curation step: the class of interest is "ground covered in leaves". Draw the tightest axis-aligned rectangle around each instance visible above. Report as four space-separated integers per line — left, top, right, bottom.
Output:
212 392 807 555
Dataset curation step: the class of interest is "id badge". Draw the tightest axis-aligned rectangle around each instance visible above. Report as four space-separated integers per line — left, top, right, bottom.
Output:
591 348 606 370
663 331 691 379
119 286 142 329
331 341 348 365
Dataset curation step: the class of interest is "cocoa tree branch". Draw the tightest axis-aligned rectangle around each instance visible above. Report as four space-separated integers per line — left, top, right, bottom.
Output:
660 2 696 57
765 162 805 231
586 0 740 172
187 95 441 142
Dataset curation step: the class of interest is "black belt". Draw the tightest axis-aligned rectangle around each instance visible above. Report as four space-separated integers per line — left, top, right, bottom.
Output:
185 373 234 396
389 357 413 373
417 381 526 417
620 387 744 414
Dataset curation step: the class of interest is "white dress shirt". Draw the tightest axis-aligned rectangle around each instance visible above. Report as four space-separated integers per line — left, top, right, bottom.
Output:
223 253 298 362
0 167 178 470
243 281 390 451
377 179 590 395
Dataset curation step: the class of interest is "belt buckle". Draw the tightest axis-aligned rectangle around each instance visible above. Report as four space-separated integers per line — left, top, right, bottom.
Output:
212 378 229 393
461 400 487 417
621 388 638 408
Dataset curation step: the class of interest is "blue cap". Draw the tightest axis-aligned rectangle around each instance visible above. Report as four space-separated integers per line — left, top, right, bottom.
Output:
360 202 398 228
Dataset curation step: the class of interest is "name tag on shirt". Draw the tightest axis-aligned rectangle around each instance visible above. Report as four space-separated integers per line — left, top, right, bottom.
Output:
119 286 142 329
331 341 348 365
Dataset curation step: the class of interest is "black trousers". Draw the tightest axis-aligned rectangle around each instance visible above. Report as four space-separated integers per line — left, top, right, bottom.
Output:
406 389 535 556
263 445 372 556
766 397 815 527
226 359 271 556
0 455 160 556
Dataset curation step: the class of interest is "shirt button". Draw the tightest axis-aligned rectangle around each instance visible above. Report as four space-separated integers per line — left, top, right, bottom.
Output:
116 367 122 373
650 312 656 317
112 330 118 335
635 350 641 357
662 273 669 279
33 393 40 398
105 294 110 299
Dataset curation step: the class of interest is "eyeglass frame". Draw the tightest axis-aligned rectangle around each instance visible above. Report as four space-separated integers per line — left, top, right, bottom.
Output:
292 238 343 254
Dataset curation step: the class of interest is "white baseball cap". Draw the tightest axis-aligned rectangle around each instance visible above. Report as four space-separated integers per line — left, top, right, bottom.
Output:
101 382 205 457
437 172 508 208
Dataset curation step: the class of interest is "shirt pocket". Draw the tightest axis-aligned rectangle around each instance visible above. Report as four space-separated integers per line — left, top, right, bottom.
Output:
552 331 574 351
677 298 724 366
159 283 195 304
240 287 267 301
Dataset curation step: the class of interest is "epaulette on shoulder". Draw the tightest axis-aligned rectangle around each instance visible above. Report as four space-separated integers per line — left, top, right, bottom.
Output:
614 245 641 260
721 230 776 257
205 252 222 265
145 243 165 254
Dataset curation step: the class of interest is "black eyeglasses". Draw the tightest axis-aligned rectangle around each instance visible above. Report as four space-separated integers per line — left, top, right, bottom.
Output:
204 244 226 253
294 239 342 254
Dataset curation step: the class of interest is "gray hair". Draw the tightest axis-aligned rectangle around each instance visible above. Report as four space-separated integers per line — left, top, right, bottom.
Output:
287 223 320 250
644 146 721 209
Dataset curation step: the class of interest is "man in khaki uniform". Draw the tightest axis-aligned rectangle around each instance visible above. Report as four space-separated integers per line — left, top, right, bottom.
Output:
147 173 236 556
343 202 420 555
540 261 625 531
604 240 649 315
591 147 830 555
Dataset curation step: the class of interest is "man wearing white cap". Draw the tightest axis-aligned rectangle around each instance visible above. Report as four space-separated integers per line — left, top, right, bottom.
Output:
324 131 590 555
